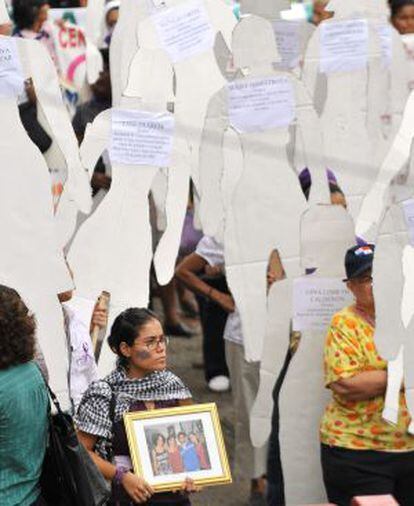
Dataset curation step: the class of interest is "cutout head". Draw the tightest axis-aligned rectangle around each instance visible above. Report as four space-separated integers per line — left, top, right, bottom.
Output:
325 0 388 18
239 0 290 19
232 15 280 70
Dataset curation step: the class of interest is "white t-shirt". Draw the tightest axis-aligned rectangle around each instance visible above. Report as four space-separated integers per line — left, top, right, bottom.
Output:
195 236 243 346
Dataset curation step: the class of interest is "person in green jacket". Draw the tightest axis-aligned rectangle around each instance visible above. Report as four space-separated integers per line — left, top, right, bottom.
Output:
0 285 49 506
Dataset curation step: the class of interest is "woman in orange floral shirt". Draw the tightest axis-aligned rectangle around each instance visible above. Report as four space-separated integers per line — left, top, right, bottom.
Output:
321 245 414 506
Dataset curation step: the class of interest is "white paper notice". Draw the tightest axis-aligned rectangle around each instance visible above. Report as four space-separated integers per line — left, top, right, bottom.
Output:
320 19 369 74
109 109 175 167
403 199 414 246
228 76 295 133
292 277 353 332
152 0 215 63
375 23 392 69
273 21 301 70
0 38 24 98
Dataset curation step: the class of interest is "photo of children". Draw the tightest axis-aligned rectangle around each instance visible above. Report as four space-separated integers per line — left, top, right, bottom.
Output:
145 419 212 477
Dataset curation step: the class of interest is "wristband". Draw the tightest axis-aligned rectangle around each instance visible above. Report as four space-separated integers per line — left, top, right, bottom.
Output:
113 465 129 486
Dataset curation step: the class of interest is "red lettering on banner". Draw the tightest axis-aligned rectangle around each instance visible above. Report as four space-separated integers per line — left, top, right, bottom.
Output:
58 25 86 49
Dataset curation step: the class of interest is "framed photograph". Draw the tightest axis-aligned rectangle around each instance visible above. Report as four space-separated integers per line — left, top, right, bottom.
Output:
124 403 232 492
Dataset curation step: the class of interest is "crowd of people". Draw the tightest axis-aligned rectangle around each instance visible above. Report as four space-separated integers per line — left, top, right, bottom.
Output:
2 1 414 506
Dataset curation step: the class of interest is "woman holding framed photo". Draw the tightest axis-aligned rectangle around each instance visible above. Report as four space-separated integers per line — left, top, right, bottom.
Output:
76 308 197 505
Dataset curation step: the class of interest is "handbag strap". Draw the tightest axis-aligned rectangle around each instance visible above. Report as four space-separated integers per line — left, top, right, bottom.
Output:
35 362 64 415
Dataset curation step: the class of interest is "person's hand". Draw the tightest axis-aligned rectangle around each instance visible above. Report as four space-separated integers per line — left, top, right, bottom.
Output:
212 291 235 313
91 172 112 191
121 472 154 504
205 264 223 277
24 79 36 104
90 307 108 330
181 477 202 494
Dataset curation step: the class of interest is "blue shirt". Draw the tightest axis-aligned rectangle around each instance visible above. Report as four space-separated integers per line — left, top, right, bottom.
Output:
180 442 200 472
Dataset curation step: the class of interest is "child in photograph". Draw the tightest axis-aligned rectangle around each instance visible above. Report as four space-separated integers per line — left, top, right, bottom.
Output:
189 433 210 470
167 435 185 473
178 432 201 472
151 434 172 476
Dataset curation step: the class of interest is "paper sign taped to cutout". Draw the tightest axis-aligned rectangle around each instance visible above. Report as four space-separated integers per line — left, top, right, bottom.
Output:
228 76 295 133
292 277 352 332
403 199 414 246
109 110 175 167
0 38 24 98
273 21 301 69
152 0 215 63
320 19 369 74
375 23 392 69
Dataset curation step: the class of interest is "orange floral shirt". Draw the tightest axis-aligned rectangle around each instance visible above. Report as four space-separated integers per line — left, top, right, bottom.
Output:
320 306 414 451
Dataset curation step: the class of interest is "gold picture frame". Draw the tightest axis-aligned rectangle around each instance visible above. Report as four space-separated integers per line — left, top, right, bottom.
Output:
124 403 232 493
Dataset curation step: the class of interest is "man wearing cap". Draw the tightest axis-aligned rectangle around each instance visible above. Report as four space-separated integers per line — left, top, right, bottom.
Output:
320 245 414 506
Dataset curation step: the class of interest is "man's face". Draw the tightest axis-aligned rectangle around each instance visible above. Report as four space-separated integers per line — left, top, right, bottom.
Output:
347 270 374 310
178 434 186 444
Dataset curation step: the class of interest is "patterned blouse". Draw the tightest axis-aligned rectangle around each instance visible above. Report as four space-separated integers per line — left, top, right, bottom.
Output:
320 306 414 451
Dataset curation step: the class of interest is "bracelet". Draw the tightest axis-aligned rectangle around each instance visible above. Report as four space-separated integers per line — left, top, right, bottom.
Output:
113 465 129 486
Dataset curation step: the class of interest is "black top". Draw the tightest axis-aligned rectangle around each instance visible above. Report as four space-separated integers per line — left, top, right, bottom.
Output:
111 400 191 506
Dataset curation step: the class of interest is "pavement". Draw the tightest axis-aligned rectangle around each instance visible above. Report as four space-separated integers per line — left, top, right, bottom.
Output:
166 314 251 506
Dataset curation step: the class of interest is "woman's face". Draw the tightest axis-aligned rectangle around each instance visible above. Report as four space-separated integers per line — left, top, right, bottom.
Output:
168 437 177 449
156 435 165 447
37 3 50 29
393 5 414 35
120 318 168 375
189 434 198 444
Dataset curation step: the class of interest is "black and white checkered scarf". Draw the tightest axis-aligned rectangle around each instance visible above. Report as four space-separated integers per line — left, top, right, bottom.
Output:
75 366 191 460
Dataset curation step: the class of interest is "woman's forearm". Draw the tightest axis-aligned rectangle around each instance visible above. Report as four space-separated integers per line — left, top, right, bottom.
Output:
88 449 117 480
330 370 387 401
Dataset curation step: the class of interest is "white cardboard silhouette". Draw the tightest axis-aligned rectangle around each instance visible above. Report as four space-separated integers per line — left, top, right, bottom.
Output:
198 16 328 364
238 0 290 19
356 91 414 242
371 202 414 434
0 33 84 407
67 53 191 377
110 0 235 207
250 204 355 505
303 0 408 225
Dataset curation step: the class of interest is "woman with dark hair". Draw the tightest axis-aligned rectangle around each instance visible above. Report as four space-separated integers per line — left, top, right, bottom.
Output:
0 285 49 506
76 308 196 505
391 0 414 34
12 0 57 65
151 434 172 476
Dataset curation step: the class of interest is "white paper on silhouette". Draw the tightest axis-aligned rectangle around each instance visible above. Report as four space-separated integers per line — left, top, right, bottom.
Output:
292 277 353 332
109 109 175 167
272 20 301 69
403 199 414 246
375 22 392 69
228 76 295 133
151 0 215 63
320 19 369 73
0 38 24 97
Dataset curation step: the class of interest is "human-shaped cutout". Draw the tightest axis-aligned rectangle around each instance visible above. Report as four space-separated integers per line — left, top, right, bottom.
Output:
110 0 236 205
198 15 328 362
238 0 290 19
303 0 408 224
67 50 191 377
370 200 414 435
356 91 414 242
0 11 90 405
